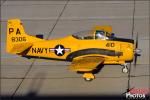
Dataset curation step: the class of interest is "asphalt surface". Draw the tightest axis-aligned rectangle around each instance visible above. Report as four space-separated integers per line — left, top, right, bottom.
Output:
0 0 149 98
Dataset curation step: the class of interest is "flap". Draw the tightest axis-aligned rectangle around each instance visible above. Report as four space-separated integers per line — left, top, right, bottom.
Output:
69 56 104 72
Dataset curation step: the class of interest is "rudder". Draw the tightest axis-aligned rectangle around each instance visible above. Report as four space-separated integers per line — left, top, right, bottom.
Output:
6 19 43 54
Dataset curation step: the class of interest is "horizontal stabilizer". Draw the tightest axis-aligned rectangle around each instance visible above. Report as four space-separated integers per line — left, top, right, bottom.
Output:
10 43 32 54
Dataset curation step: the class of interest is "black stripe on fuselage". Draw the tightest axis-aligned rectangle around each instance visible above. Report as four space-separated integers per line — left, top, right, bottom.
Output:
108 38 134 44
66 48 123 61
22 49 123 62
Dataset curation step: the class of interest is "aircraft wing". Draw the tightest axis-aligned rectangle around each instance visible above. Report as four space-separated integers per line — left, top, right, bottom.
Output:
69 56 104 72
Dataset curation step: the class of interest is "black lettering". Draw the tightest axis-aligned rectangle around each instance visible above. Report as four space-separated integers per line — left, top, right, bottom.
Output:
18 37 22 41
111 43 115 47
106 43 110 47
11 37 26 42
11 37 15 42
106 43 115 47
32 48 37 53
32 48 51 54
16 28 21 35
23 37 26 41
45 48 48 53
9 28 14 34
37 48 43 53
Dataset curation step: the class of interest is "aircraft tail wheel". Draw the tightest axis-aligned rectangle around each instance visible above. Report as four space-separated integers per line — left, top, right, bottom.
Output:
122 67 128 73
83 73 95 81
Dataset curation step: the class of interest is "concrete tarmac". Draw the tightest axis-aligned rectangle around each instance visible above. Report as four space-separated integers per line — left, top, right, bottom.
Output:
1 0 149 98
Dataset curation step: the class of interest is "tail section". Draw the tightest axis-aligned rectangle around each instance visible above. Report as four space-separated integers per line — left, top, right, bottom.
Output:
6 19 43 54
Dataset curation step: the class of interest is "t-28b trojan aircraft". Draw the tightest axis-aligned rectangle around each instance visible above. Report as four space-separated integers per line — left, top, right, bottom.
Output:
6 19 141 81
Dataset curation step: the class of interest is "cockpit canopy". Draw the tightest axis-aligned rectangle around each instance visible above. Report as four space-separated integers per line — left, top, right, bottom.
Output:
72 30 115 40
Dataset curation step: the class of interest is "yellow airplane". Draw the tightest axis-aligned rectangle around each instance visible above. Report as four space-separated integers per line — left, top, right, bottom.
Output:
6 19 141 81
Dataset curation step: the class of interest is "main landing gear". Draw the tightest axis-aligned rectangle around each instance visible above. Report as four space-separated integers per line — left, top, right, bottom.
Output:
122 63 128 73
82 63 128 81
83 73 95 81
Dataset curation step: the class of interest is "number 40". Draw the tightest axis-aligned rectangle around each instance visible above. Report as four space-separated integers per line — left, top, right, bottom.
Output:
106 43 115 47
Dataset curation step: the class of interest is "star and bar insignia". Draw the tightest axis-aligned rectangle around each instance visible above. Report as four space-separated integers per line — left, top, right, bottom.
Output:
50 45 71 56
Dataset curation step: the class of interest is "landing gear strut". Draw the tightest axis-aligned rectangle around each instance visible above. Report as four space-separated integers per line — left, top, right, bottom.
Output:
83 73 95 81
122 63 128 73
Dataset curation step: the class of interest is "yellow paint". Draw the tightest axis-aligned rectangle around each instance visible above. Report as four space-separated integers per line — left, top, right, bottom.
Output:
6 19 135 80
93 25 112 33
69 56 104 72
6 19 45 54
83 73 95 79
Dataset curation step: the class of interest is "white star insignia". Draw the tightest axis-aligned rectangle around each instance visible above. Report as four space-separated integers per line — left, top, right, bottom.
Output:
55 46 64 55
